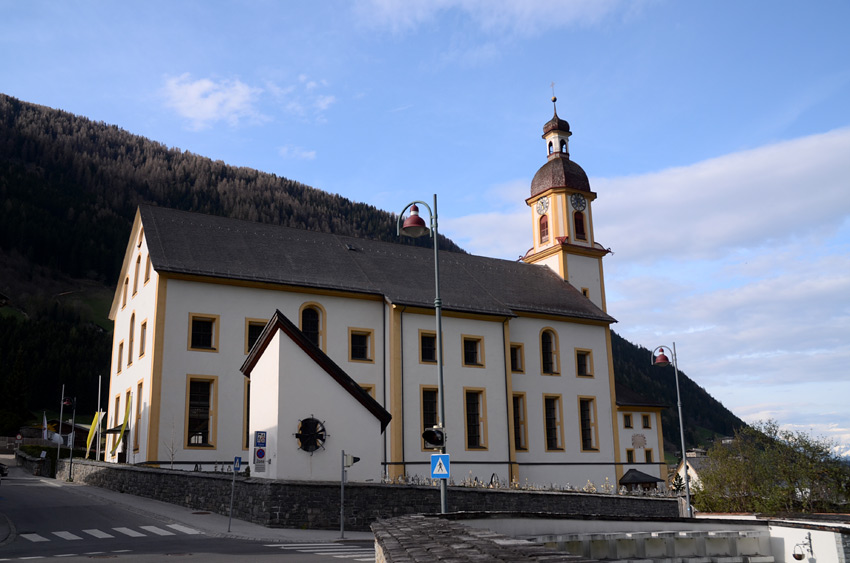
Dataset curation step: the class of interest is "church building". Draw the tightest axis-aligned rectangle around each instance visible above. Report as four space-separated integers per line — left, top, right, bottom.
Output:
105 102 667 488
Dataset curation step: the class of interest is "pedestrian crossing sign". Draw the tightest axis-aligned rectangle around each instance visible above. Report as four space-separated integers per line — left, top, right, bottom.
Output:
430 454 450 479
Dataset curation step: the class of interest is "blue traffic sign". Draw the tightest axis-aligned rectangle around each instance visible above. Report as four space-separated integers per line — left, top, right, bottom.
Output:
233 456 242 471
430 454 450 479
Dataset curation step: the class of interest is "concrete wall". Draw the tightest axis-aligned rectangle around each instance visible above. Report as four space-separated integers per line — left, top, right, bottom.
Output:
59 458 677 532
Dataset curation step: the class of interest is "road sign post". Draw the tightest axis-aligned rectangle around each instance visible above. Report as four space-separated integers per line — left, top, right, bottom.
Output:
228 456 241 532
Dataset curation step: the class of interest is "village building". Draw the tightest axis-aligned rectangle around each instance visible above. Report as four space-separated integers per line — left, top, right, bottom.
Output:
105 104 667 488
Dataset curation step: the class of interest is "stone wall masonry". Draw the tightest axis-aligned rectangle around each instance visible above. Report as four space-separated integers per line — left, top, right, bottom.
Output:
58 459 677 531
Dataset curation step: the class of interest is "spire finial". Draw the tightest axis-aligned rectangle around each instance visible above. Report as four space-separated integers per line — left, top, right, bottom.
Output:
550 82 557 112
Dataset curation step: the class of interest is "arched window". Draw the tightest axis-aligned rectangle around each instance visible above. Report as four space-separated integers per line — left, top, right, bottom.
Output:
128 314 135 365
560 139 567 153
539 215 549 243
133 255 141 294
574 211 587 241
301 306 322 348
541 329 559 374
548 141 553 155
122 278 129 307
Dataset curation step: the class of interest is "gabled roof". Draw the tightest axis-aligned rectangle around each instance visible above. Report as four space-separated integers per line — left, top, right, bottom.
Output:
241 310 392 431
619 468 663 485
139 205 615 323
616 383 669 409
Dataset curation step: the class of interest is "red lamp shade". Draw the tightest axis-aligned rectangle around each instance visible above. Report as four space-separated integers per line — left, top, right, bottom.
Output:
653 352 670 367
401 204 430 238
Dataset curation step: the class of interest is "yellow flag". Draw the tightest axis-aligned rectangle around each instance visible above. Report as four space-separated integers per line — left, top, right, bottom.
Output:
86 411 101 459
110 394 132 456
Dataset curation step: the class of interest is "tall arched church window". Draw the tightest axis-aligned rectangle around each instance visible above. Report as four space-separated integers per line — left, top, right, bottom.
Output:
541 329 559 374
574 211 587 241
539 215 549 243
301 306 321 348
560 139 567 153
128 314 135 365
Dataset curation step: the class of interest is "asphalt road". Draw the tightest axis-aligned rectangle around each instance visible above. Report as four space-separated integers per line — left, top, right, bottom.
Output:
0 456 375 562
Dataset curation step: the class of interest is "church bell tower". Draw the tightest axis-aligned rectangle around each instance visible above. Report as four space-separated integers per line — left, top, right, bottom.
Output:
522 97 611 312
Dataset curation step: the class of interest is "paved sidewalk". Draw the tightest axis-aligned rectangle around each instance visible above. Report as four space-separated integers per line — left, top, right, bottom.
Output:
0 452 373 546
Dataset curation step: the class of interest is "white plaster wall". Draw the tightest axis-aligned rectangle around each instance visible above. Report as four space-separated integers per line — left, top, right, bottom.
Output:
271 332 384 482
107 229 157 464
156 278 386 464
566 254 603 310
247 330 280 479
399 311 510 479
617 409 665 483
508 316 616 487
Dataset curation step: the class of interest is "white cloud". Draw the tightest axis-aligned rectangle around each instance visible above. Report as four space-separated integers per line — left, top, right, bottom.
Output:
354 0 623 34
162 74 266 130
266 75 336 119
450 129 850 453
278 145 317 160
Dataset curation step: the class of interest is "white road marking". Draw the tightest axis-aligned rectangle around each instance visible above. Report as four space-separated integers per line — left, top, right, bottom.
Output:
112 527 146 537
83 529 114 538
139 525 175 536
52 531 83 540
20 533 49 542
166 524 202 535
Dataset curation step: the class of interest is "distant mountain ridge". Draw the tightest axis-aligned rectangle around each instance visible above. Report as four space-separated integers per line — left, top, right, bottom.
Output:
0 93 745 451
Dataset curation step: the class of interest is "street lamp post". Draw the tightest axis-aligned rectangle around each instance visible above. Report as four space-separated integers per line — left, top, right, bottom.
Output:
652 342 692 517
398 194 447 514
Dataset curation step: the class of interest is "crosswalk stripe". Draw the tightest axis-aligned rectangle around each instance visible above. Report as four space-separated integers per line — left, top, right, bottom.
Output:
52 531 83 540
139 526 175 536
166 524 201 535
83 529 114 539
112 527 146 537
20 533 49 542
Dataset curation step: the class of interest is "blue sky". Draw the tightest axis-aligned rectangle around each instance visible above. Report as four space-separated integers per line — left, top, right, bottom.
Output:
3 1 849 455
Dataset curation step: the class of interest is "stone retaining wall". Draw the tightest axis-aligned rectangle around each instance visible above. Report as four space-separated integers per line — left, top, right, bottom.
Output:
58 459 677 531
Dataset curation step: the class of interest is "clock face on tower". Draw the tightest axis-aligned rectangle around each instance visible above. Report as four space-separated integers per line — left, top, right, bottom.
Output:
536 197 549 215
570 193 587 212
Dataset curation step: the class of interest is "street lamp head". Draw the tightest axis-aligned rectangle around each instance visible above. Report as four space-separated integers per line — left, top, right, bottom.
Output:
401 204 430 238
652 349 671 368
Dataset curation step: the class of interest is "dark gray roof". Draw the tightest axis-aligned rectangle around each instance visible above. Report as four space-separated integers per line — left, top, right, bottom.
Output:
619 468 663 485
140 205 615 323
616 383 669 409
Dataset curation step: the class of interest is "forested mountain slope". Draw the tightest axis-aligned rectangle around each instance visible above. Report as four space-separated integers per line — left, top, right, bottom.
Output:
0 93 744 452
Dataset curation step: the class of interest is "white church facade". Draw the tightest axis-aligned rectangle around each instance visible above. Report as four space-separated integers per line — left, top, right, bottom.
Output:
105 104 668 488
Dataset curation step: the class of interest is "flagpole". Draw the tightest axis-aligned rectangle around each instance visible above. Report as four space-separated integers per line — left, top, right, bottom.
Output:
96 375 102 461
56 384 65 475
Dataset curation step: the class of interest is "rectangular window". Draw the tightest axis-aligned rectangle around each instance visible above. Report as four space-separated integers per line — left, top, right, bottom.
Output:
626 449 635 463
642 414 651 429
186 377 217 448
133 255 141 295
421 386 438 449
623 413 633 428
134 381 143 451
544 395 564 451
579 397 598 451
125 390 132 447
244 318 267 354
581 287 590 298
510 344 524 373
144 255 151 284
360 384 376 398
122 278 128 308
138 320 147 358
349 328 374 362
645 449 653 463
512 393 528 451
188 313 219 352
464 389 487 449
575 349 593 377
462 336 484 367
116 341 124 374
420 331 436 363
